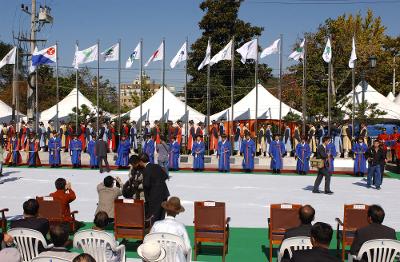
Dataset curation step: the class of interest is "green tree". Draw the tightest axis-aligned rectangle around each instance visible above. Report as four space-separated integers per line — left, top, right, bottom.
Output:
187 0 273 114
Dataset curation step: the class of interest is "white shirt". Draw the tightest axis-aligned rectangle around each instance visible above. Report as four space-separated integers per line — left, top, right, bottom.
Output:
150 216 191 262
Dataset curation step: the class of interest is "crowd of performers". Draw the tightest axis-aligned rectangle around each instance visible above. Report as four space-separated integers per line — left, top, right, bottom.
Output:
1 118 400 177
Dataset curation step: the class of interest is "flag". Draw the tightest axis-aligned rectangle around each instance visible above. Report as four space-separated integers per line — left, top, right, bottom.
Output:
170 42 187 68
198 39 211 70
349 37 357 69
144 42 164 67
29 47 38 73
0 46 17 70
74 44 98 67
210 40 232 66
101 43 119 62
322 38 332 63
125 42 141 68
260 39 280 58
72 44 79 69
289 39 305 61
32 45 57 66
236 39 258 64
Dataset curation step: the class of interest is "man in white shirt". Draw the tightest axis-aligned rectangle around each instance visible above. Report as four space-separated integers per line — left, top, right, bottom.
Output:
150 196 191 262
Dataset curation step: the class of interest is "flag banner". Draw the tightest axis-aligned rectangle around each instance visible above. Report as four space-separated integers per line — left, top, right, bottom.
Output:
170 42 187 68
198 40 211 70
74 44 98 67
0 46 17 70
72 45 79 69
288 39 305 61
125 42 141 68
322 38 332 63
236 39 257 64
349 37 357 69
210 40 232 66
32 45 57 66
101 43 119 62
260 39 280 58
144 42 164 67
29 47 38 73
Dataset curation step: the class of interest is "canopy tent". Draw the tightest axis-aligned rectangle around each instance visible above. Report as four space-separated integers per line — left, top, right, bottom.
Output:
124 86 206 123
394 93 400 105
342 82 400 120
39 88 97 123
386 91 395 101
211 84 301 121
0 99 25 123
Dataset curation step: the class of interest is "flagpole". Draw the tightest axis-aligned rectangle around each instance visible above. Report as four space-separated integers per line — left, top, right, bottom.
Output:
139 38 143 147
162 38 165 134
302 37 307 136
278 34 283 134
35 68 38 133
327 36 332 136
118 39 122 138
254 37 259 142
15 46 20 128
55 42 59 131
206 37 211 155
351 62 356 139
230 36 235 144
97 40 100 136
184 37 189 152
75 40 79 134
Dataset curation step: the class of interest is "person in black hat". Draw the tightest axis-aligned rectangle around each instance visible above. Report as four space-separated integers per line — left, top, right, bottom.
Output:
130 121 138 153
192 134 205 171
87 133 98 169
143 134 155 164
69 133 82 168
217 133 231 172
48 130 61 168
115 134 130 169
27 132 41 167
187 120 195 154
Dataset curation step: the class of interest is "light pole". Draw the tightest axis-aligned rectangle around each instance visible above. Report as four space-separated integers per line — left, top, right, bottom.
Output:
360 55 377 118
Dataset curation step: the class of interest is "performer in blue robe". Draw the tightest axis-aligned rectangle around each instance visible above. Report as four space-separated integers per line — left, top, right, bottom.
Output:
130 121 138 153
192 135 205 171
283 124 292 154
240 134 256 172
87 134 98 169
352 137 368 177
27 133 41 167
169 137 180 171
143 134 155 164
269 135 286 174
326 139 337 174
295 137 311 175
48 131 61 168
217 134 231 172
115 135 130 168
69 134 82 168
233 122 241 154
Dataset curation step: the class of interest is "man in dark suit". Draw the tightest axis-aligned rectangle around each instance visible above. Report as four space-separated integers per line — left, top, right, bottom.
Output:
138 153 170 224
350 205 397 257
284 205 315 240
95 137 110 173
290 222 340 262
313 136 333 194
10 199 49 239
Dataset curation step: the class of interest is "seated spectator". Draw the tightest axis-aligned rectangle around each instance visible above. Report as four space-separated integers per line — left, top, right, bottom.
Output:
50 178 76 222
95 176 122 222
290 222 340 262
137 242 166 262
91 211 122 262
73 253 96 262
350 205 397 257
150 196 191 262
284 205 315 240
0 248 21 262
122 155 144 200
37 224 79 261
10 199 49 240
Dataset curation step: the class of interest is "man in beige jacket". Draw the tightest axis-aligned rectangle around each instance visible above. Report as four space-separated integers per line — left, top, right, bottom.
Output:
95 176 122 222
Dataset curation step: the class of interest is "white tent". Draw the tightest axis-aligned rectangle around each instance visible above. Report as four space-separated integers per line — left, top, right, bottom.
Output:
394 93 400 105
124 86 205 123
39 88 97 123
343 82 400 120
386 91 395 101
211 84 301 121
0 99 25 123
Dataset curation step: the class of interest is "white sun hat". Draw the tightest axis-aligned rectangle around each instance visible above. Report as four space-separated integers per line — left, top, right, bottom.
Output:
137 241 166 262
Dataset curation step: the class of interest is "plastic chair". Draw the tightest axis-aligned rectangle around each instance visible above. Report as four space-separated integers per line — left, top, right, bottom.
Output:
144 232 191 262
277 236 312 262
31 256 71 262
348 239 400 262
73 229 126 262
8 228 54 262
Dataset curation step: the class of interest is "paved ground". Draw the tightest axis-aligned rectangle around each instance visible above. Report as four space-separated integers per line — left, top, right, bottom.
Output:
1 167 399 230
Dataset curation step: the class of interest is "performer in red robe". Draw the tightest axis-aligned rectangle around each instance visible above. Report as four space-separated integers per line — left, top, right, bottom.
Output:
78 122 86 150
5 133 22 166
26 133 41 167
19 121 28 150
108 122 116 152
175 120 183 145
187 120 195 152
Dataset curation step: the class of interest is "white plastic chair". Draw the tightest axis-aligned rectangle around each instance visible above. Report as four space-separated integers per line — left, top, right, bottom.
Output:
73 229 126 262
8 228 54 262
277 236 312 262
144 232 191 262
348 239 400 262
31 256 71 262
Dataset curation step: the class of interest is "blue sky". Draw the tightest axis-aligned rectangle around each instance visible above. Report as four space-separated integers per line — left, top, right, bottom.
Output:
0 0 399 89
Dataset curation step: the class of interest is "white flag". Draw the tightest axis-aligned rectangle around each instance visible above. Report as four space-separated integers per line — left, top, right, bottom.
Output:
322 38 332 63
102 43 119 62
145 42 164 67
74 44 98 67
170 42 187 68
0 47 17 70
72 44 79 69
125 42 141 68
288 39 305 61
210 40 232 66
349 37 357 69
260 39 280 58
236 39 258 64
198 39 211 70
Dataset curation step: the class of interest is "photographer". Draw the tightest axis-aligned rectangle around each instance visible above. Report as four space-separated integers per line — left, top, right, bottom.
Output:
122 155 144 200
95 176 122 223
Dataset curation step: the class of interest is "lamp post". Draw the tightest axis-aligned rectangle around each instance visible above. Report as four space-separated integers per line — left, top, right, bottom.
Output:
361 55 377 106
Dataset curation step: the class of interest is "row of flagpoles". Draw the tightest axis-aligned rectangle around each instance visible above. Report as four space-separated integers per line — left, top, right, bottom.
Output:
0 35 358 138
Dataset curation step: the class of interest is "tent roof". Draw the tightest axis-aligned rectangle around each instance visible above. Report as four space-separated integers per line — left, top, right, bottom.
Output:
40 88 96 123
394 93 400 105
0 99 25 123
386 91 395 101
124 86 205 123
211 84 301 121
343 82 400 120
